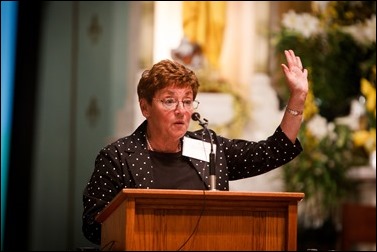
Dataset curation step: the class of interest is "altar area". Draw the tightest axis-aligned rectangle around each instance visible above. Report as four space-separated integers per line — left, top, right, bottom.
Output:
125 2 376 250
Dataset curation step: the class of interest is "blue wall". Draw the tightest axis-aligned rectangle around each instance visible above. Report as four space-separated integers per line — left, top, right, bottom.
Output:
1 1 18 249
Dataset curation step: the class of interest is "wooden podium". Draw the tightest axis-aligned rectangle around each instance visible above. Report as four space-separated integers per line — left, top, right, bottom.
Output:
96 189 304 251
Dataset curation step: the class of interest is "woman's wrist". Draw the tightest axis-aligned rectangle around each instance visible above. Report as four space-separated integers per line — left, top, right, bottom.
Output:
285 106 303 116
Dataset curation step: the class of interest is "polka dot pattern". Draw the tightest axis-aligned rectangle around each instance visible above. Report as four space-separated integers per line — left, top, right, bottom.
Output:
82 120 303 244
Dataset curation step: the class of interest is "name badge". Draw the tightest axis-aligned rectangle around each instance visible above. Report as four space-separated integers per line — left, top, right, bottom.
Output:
182 136 216 162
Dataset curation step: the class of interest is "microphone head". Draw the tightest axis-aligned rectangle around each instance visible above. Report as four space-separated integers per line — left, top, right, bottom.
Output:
191 112 201 121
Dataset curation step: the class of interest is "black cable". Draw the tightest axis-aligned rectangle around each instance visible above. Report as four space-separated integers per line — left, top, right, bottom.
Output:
176 189 206 251
176 125 217 250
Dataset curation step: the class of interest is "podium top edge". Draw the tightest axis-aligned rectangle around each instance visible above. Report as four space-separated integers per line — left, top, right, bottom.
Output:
120 188 305 201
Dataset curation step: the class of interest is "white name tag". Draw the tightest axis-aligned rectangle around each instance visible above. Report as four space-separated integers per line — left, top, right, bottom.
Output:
182 136 216 162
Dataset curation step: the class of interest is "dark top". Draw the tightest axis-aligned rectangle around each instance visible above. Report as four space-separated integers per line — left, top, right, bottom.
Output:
150 151 207 190
82 120 303 245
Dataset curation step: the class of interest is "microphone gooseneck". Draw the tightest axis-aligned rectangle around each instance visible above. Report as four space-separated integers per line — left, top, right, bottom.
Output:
191 112 217 191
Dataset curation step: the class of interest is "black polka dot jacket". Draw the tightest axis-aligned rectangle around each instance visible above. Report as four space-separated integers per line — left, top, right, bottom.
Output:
82 120 303 245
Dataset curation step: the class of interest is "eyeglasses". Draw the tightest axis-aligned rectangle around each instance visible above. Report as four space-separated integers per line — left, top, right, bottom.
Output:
155 98 199 110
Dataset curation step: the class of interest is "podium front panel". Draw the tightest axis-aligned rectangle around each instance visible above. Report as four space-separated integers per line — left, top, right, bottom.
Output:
97 189 304 251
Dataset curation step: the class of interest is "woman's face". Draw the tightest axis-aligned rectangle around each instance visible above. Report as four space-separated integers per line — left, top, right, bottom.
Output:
140 85 195 140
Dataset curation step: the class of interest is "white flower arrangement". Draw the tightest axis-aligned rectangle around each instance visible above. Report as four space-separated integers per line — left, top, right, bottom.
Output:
275 1 376 230
281 10 322 38
341 14 376 46
281 9 376 45
306 114 332 140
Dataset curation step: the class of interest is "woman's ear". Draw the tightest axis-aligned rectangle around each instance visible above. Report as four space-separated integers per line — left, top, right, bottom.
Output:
140 99 150 118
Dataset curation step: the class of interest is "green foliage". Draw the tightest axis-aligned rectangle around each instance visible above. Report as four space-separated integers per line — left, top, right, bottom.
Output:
274 1 375 227
275 29 370 121
322 1 376 26
283 123 368 224
273 2 376 122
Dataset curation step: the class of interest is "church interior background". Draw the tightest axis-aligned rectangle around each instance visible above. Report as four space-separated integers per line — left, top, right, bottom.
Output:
2 1 375 251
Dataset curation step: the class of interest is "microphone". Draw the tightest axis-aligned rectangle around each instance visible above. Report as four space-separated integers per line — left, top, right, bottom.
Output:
191 112 207 127
191 112 217 191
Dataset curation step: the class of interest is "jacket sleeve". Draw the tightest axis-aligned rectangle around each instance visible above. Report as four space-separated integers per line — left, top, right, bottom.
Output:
222 126 303 180
82 144 130 245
